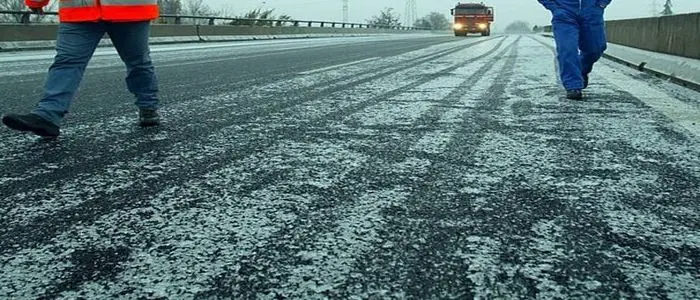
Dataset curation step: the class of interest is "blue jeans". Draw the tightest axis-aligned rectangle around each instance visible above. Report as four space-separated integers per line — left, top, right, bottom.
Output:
33 21 159 125
551 6 608 90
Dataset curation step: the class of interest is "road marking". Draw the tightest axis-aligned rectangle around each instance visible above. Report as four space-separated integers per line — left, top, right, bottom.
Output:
297 57 380 75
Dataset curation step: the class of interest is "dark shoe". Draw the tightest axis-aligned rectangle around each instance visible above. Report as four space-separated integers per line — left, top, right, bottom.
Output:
2 113 60 137
583 73 589 89
139 109 160 127
566 89 583 100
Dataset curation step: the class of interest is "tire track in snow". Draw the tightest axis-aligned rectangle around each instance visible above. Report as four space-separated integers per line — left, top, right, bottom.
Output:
0 39 504 254
539 45 700 298
0 37 495 195
335 37 522 299
0 140 369 298
452 36 700 298
195 37 520 299
0 38 508 280
0 38 488 200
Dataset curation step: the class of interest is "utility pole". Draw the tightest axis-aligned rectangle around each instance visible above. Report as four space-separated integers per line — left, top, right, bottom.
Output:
404 0 417 26
660 0 673 16
342 0 349 23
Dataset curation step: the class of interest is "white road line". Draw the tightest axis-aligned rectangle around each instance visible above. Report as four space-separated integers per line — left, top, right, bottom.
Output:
297 57 381 75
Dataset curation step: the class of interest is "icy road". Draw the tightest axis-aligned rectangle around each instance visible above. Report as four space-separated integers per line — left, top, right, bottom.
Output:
1 34 699 299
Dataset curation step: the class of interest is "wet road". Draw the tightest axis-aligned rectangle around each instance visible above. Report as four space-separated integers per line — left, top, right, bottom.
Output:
1 34 699 299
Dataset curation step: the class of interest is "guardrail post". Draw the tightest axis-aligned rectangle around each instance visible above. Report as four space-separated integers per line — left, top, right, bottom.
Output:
294 21 299 27
320 22 325 27
307 21 312 27
21 12 31 24
331 23 336 28
208 18 215 25
175 16 182 25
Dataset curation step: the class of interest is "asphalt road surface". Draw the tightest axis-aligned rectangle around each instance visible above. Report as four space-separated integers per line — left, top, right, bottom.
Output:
1 34 699 299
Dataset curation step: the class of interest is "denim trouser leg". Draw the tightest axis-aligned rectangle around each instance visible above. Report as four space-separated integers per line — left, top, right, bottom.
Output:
552 9 584 90
33 22 105 125
107 22 159 110
579 7 608 77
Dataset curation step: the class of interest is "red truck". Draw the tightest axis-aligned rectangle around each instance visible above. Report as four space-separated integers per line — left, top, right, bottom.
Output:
450 2 494 37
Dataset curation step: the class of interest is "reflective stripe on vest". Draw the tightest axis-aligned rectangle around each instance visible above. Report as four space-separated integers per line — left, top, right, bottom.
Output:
57 0 159 22
59 0 97 9
59 0 156 8
101 0 157 5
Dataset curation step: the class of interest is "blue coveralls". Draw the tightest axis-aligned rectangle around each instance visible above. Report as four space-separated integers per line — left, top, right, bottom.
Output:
538 0 612 90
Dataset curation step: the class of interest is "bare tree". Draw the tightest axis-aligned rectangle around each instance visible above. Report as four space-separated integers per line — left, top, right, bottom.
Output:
184 0 212 16
367 8 402 28
182 0 213 24
158 0 182 15
413 12 449 30
0 0 57 23
0 0 27 23
504 21 531 33
229 9 281 27
217 3 234 18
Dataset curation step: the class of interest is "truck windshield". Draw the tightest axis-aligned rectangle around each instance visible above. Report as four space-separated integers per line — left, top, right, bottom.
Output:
454 8 488 15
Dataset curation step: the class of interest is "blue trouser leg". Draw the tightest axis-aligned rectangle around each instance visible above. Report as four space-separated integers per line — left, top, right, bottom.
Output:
33 22 106 125
106 21 159 110
579 7 607 77
552 9 583 90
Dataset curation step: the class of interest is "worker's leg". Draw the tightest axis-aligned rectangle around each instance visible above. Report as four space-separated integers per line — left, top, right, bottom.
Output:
32 22 106 125
579 6 608 79
552 9 584 91
106 21 159 110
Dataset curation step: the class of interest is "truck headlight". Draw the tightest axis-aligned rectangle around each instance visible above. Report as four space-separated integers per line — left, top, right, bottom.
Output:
453 23 463 30
477 23 487 30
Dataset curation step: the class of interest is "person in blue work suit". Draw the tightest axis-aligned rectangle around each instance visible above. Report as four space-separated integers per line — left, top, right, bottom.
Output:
538 0 612 100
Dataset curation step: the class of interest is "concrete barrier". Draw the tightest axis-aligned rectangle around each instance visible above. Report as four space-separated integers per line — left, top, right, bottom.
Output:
655 13 700 59
0 24 59 41
543 13 699 59
0 23 421 52
605 17 660 52
604 12 700 59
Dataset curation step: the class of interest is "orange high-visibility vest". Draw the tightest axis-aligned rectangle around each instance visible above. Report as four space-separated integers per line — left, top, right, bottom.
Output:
24 0 159 22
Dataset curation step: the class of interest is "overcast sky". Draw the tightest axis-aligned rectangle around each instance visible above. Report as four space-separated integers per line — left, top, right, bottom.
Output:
205 0 700 30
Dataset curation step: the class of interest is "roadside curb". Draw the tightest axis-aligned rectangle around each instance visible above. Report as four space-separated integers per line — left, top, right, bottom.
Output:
540 33 700 92
600 52 700 92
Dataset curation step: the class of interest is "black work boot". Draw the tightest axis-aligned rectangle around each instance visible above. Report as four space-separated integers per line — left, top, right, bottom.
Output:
566 89 583 100
583 73 589 89
2 113 60 137
139 109 160 127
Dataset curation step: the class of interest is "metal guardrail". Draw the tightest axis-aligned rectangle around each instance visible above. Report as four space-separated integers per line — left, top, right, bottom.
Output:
0 10 428 31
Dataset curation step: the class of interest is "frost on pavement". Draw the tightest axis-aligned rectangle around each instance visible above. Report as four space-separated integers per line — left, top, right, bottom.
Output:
1 35 699 299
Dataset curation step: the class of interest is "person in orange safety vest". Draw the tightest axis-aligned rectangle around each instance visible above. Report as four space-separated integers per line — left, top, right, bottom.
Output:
1 0 162 137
